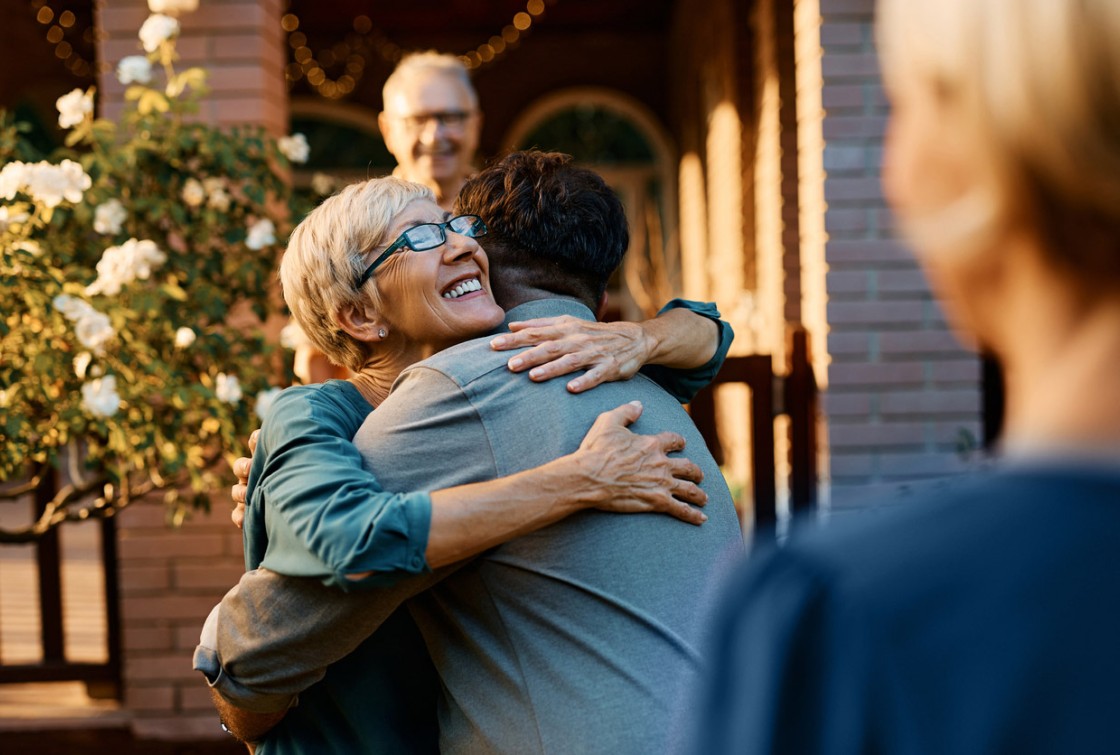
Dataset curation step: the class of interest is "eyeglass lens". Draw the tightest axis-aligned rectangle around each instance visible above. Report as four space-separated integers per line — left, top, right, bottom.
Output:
401 215 486 252
402 111 471 130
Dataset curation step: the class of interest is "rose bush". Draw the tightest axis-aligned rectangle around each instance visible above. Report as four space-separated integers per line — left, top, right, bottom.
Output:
0 5 310 536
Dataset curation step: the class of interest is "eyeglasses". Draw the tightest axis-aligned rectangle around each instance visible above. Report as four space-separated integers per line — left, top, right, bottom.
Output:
355 214 488 289
394 111 474 132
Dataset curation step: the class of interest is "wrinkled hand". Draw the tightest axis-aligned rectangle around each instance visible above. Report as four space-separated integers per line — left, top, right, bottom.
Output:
230 429 259 529
575 401 708 525
490 316 653 393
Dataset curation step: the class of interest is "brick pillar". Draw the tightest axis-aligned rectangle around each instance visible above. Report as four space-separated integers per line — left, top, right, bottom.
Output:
116 503 246 739
92 0 287 740
818 0 981 505
95 0 287 133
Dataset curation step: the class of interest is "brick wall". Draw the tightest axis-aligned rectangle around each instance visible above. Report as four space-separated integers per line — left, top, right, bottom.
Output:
95 0 287 133
91 0 287 739
817 0 982 505
116 502 245 739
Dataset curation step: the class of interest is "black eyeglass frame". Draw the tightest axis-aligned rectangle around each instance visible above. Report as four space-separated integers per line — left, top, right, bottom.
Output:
394 110 475 131
354 214 488 289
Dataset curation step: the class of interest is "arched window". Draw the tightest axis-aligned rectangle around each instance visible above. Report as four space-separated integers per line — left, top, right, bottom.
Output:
288 98 393 195
504 90 678 321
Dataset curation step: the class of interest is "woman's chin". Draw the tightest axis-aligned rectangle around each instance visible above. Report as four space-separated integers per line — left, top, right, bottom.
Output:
441 295 505 339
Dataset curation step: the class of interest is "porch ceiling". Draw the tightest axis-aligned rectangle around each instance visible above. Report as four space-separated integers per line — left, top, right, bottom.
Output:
292 0 677 38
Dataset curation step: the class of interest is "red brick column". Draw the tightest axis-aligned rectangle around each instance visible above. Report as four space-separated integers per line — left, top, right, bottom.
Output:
95 0 287 133
116 502 245 739
818 0 982 505
92 0 287 739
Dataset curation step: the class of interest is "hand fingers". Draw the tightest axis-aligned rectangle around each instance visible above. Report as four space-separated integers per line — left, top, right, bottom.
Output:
529 353 596 384
590 401 643 433
233 456 252 482
490 321 567 351
567 364 609 393
669 477 708 507
231 482 247 505
505 340 573 373
668 457 704 485
664 499 708 526
654 431 687 455
231 502 245 529
505 317 564 333
247 429 260 455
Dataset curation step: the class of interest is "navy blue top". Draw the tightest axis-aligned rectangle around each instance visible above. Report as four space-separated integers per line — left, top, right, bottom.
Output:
686 464 1120 755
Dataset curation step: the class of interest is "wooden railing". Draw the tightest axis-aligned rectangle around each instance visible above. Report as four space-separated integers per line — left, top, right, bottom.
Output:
0 469 122 698
690 327 819 538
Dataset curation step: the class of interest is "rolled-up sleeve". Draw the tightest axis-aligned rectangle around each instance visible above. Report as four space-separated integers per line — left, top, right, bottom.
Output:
248 386 433 591
195 566 455 710
640 298 734 403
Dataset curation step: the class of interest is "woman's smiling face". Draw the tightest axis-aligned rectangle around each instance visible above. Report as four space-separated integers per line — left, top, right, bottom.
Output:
370 198 505 354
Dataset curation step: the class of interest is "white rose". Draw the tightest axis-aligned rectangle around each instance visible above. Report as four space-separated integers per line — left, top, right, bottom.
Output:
254 387 283 420
0 205 29 232
25 160 91 208
245 218 276 250
174 326 196 348
93 199 127 235
181 177 205 207
215 373 242 404
86 238 167 297
0 162 29 200
53 294 89 320
16 240 41 257
207 188 231 212
148 0 198 14
277 133 310 164
73 309 116 354
279 321 307 350
116 55 153 85
73 351 93 379
138 14 180 54
56 88 93 129
81 375 121 418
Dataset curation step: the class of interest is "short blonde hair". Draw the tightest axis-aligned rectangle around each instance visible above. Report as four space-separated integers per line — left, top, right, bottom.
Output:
877 0 1120 286
382 51 479 113
279 177 434 370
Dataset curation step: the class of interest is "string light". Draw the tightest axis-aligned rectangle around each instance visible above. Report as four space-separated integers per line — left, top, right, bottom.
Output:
283 0 556 99
31 0 103 80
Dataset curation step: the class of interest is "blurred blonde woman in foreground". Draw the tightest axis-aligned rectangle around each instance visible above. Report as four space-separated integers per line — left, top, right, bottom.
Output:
687 0 1120 752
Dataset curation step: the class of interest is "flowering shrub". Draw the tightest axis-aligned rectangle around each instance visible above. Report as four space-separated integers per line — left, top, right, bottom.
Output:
0 4 309 535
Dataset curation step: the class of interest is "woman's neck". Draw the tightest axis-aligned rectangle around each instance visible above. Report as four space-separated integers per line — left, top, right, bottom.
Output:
347 340 442 408
999 286 1120 452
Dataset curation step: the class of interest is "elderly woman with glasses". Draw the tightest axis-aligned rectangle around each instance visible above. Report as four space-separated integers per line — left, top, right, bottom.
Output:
236 175 730 592
198 173 733 746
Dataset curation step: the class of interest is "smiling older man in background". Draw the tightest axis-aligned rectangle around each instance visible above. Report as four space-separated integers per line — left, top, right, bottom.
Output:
379 52 482 212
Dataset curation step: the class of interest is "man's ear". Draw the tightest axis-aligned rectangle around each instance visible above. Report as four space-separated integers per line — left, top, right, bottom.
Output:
594 291 610 321
377 111 389 140
337 302 388 343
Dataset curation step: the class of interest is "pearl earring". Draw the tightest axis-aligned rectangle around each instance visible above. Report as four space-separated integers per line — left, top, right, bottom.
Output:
378 328 387 338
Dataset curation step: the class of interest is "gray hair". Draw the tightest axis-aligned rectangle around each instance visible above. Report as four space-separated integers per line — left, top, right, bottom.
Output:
382 51 479 113
279 177 435 370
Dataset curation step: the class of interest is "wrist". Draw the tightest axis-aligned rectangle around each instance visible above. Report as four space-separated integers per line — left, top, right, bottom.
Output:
638 319 665 366
563 449 612 510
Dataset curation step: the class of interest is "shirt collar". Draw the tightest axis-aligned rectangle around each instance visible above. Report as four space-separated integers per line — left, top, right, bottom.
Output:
502 298 595 329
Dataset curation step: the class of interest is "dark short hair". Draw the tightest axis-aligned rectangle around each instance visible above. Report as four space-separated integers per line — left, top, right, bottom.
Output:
455 150 629 307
